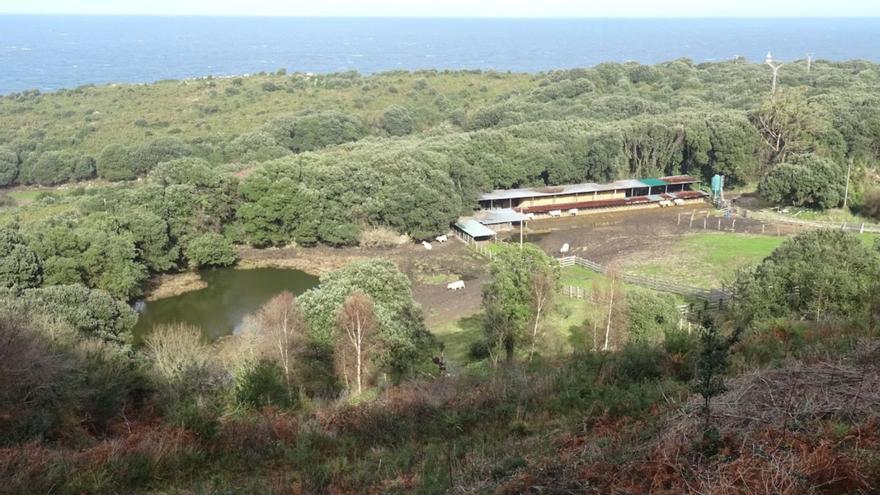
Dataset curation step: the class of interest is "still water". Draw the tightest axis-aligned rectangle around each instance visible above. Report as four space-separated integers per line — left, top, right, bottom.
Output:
133 267 318 342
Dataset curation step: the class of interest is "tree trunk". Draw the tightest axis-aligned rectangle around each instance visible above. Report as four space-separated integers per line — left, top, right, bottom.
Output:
603 277 615 351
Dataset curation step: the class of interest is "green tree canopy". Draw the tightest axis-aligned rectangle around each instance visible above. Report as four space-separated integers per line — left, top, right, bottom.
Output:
299 259 437 381
0 226 42 291
728 229 880 328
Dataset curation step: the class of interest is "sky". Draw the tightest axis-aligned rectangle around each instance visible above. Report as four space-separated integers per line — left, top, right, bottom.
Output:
0 0 878 17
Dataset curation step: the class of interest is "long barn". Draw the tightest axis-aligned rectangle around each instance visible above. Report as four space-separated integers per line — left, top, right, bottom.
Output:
477 175 706 216
453 176 707 243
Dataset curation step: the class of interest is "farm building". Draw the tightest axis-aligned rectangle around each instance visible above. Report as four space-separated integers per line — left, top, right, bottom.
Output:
453 176 707 242
477 175 706 217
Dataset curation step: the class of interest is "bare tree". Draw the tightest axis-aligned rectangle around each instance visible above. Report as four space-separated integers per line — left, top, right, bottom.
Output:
528 269 556 362
336 291 378 395
254 291 307 400
590 269 627 352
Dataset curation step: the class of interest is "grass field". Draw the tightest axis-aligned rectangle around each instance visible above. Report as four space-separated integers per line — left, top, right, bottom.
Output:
625 231 880 288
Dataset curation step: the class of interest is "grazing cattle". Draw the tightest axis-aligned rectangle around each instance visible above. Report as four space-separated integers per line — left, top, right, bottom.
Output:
447 280 465 290
659 200 673 207
549 210 562 217
422 241 433 250
568 208 579 215
560 243 570 254
673 198 685 206
435 234 448 243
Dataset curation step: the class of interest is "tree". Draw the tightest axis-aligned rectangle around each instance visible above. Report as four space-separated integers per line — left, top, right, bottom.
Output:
528 268 557 361
382 106 415 136
185 233 237 268
21 151 95 185
758 153 844 209
336 291 378 394
299 259 437 382
751 88 820 165
0 227 42 291
728 229 880 328
254 292 307 401
15 285 138 345
268 111 366 153
481 244 559 363
0 146 19 186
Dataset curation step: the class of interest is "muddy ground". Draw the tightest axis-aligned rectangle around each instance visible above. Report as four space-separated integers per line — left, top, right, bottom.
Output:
517 205 800 266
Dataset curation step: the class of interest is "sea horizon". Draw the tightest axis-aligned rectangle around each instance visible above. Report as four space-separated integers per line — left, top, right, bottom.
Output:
3 15 880 94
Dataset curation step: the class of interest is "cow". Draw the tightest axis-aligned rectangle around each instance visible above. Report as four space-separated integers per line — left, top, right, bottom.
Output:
435 234 448 243
422 241 433 250
447 280 465 290
560 243 570 254
549 210 562 217
673 198 685 206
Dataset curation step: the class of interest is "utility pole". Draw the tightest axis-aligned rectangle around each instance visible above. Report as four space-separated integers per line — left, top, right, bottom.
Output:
806 53 813 73
765 52 783 95
843 158 853 209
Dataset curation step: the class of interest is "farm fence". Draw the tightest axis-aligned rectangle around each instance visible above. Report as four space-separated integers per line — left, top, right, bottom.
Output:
558 255 729 304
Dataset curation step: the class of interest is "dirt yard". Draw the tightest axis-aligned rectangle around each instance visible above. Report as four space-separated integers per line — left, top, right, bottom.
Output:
518 204 800 266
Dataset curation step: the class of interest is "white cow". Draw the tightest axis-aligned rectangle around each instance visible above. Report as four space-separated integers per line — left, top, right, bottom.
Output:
447 280 465 290
422 241 433 250
568 208 579 216
435 234 448 243
673 198 685 206
560 243 570 254
549 210 562 217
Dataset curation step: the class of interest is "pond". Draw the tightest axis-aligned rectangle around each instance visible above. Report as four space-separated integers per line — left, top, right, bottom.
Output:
133 267 319 342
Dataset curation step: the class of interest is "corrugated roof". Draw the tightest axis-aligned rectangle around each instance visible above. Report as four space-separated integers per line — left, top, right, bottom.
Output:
660 175 700 184
455 219 497 238
473 208 527 225
478 176 702 202
639 178 668 187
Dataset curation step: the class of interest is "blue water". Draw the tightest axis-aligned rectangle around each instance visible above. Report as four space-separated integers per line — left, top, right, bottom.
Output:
2 16 880 94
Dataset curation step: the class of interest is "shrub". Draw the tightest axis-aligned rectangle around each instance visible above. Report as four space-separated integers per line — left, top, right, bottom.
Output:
359 226 409 248
862 187 880 220
758 154 845 209
381 106 415 136
626 290 680 343
234 359 293 410
0 146 19 186
185 233 238 268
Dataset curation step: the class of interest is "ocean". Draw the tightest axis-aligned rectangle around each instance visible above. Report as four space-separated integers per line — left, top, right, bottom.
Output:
2 16 879 94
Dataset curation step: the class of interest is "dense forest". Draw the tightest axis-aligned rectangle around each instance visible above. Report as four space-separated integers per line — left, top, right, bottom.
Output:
2 61 880 493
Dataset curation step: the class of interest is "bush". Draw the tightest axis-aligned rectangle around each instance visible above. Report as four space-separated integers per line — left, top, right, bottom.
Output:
626 290 680 343
185 233 237 268
359 226 409 248
862 187 880 220
234 359 293 410
0 227 42 291
21 150 95 185
268 111 366 153
381 106 415 136
0 146 19 186
758 154 845 209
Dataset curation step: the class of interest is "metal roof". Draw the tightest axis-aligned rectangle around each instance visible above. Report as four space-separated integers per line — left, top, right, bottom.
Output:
639 178 668 187
478 176 700 202
455 219 497 238
473 208 527 225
